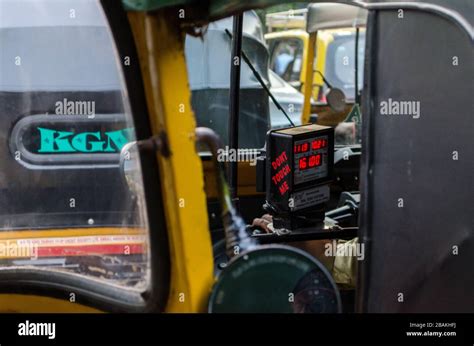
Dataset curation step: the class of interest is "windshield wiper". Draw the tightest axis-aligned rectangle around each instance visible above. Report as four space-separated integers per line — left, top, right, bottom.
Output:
224 29 295 127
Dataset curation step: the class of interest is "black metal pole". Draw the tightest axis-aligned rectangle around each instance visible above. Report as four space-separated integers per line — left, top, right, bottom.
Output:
355 27 360 104
228 14 243 201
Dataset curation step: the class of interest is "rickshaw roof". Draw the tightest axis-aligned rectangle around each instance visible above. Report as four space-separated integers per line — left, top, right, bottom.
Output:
306 3 367 33
122 0 473 38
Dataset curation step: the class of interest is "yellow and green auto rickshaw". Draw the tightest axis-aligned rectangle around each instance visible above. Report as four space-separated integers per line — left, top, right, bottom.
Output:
265 4 366 112
0 0 472 315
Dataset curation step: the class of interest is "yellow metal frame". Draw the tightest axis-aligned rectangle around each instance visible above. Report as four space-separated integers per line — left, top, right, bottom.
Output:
127 10 214 313
0 295 101 313
302 31 333 123
302 31 317 124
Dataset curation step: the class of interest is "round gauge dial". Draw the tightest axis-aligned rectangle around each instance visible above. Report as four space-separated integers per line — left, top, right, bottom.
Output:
209 245 341 313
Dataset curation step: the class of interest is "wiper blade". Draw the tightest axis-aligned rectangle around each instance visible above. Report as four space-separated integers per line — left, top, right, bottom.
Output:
224 29 295 127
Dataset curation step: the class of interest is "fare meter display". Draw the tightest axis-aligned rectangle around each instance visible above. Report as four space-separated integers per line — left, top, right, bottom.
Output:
294 136 329 185
266 124 334 217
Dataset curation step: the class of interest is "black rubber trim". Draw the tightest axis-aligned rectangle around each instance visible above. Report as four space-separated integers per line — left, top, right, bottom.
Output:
0 269 144 312
100 0 171 313
355 9 377 313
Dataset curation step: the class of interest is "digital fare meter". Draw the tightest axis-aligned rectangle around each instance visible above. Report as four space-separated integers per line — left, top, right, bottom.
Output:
265 124 334 230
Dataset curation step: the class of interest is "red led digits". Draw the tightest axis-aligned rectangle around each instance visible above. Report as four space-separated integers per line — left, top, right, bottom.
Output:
295 137 326 172
309 154 321 167
299 154 321 170
299 157 307 170
311 139 327 150
295 138 327 153
294 143 310 153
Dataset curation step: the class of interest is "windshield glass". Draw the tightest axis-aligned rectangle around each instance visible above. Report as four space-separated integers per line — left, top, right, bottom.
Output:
264 3 366 148
185 11 270 150
0 0 150 290
323 29 365 103
323 29 365 147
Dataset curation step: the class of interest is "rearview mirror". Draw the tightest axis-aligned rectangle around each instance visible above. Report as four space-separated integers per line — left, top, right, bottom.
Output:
119 141 142 195
326 88 346 112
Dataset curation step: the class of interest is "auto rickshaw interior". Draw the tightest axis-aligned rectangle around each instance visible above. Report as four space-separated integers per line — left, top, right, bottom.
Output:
0 0 472 313
185 2 366 312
